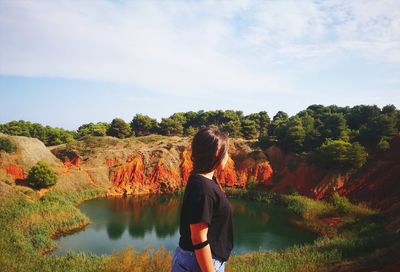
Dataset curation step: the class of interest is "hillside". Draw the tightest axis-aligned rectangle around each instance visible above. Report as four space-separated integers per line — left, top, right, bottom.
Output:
1 133 399 215
1 133 400 271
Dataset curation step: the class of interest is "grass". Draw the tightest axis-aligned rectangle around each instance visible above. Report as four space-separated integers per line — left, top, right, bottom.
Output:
134 134 165 144
225 191 394 272
0 187 106 272
104 246 172 272
0 184 395 272
225 187 278 204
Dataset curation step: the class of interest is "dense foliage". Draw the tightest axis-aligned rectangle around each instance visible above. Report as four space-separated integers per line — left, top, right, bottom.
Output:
0 136 17 153
27 161 58 189
0 120 75 146
130 114 158 136
1 104 399 169
317 139 368 170
107 118 132 139
76 122 110 138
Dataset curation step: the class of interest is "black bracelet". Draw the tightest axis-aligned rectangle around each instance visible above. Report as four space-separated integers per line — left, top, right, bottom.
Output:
192 240 209 250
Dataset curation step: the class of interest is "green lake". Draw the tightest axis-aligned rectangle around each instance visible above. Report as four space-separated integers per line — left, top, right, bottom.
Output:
54 194 316 255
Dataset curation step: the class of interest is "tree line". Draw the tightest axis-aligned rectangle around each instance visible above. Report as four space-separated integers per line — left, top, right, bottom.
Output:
1 105 399 170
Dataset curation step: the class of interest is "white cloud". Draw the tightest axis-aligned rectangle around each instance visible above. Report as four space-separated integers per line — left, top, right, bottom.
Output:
0 0 399 96
236 0 400 63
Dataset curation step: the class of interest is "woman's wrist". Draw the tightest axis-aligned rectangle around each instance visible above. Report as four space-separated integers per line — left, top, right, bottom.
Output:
194 244 214 272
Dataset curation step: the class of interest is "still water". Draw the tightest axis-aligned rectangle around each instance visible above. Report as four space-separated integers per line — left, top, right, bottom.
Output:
55 194 316 255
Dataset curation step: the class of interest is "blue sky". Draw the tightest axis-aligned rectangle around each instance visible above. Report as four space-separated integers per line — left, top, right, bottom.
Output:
1 0 399 130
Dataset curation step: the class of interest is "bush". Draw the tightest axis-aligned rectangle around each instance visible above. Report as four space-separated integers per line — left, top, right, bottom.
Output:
0 136 17 153
318 139 368 169
377 137 390 151
331 192 352 214
282 194 332 218
247 176 257 189
27 161 58 189
107 118 132 139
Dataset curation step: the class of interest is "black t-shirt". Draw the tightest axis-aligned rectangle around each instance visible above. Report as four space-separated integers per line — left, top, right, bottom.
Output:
178 173 234 262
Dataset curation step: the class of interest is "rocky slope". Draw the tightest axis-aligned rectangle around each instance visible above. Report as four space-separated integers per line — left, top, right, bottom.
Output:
1 133 399 217
49 135 274 195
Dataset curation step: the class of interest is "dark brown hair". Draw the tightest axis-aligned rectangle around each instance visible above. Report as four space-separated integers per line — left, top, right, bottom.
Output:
189 126 229 191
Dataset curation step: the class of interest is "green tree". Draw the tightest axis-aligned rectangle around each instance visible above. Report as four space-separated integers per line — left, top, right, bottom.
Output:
130 114 158 136
0 120 76 146
346 105 380 130
377 137 390 151
319 113 349 141
269 111 289 147
284 117 305 152
298 111 319 151
258 111 271 136
219 110 242 137
27 161 58 189
0 137 17 153
107 118 132 138
381 104 397 115
0 120 31 137
91 122 109 136
359 114 397 144
184 126 197 136
245 111 271 137
46 127 75 145
77 122 109 138
318 139 367 169
269 111 289 137
30 123 48 143
241 119 258 139
159 117 184 136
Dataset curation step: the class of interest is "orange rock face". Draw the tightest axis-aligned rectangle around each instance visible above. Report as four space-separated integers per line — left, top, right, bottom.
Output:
215 157 273 187
63 156 81 168
313 172 348 200
267 136 400 205
339 135 400 209
103 135 400 206
253 161 273 185
4 164 25 180
148 157 182 192
105 157 121 167
273 162 325 196
110 154 146 188
107 148 276 194
216 156 238 187
180 148 193 185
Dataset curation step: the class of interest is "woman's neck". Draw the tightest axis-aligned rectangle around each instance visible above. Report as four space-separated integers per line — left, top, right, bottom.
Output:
198 170 214 181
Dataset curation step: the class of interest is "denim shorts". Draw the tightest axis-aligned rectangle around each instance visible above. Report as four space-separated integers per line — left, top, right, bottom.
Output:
172 246 225 272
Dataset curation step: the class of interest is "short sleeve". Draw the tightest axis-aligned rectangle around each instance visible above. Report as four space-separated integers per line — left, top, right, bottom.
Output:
187 189 214 225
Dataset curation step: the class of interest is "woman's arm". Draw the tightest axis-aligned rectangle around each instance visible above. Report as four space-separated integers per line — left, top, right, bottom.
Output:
190 222 214 272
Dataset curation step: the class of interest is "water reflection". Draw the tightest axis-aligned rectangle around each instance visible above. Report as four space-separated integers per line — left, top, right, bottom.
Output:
54 194 316 255
103 196 180 239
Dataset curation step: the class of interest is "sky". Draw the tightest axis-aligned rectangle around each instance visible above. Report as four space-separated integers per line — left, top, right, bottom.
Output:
0 0 399 130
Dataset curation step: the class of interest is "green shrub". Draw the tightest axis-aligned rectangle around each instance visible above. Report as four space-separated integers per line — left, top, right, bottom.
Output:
318 139 368 169
377 137 390 151
331 192 352 214
0 136 17 153
282 194 332 218
27 161 58 189
136 134 163 144
247 176 257 189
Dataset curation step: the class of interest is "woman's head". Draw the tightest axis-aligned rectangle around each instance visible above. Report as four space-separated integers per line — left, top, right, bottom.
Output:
190 126 229 176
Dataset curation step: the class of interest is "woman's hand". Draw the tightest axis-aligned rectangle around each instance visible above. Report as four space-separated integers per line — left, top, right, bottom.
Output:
190 222 214 272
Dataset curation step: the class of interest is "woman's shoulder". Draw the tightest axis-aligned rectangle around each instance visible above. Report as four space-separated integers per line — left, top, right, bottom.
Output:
187 174 216 193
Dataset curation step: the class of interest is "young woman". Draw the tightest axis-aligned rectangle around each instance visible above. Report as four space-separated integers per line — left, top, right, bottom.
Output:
172 126 234 272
